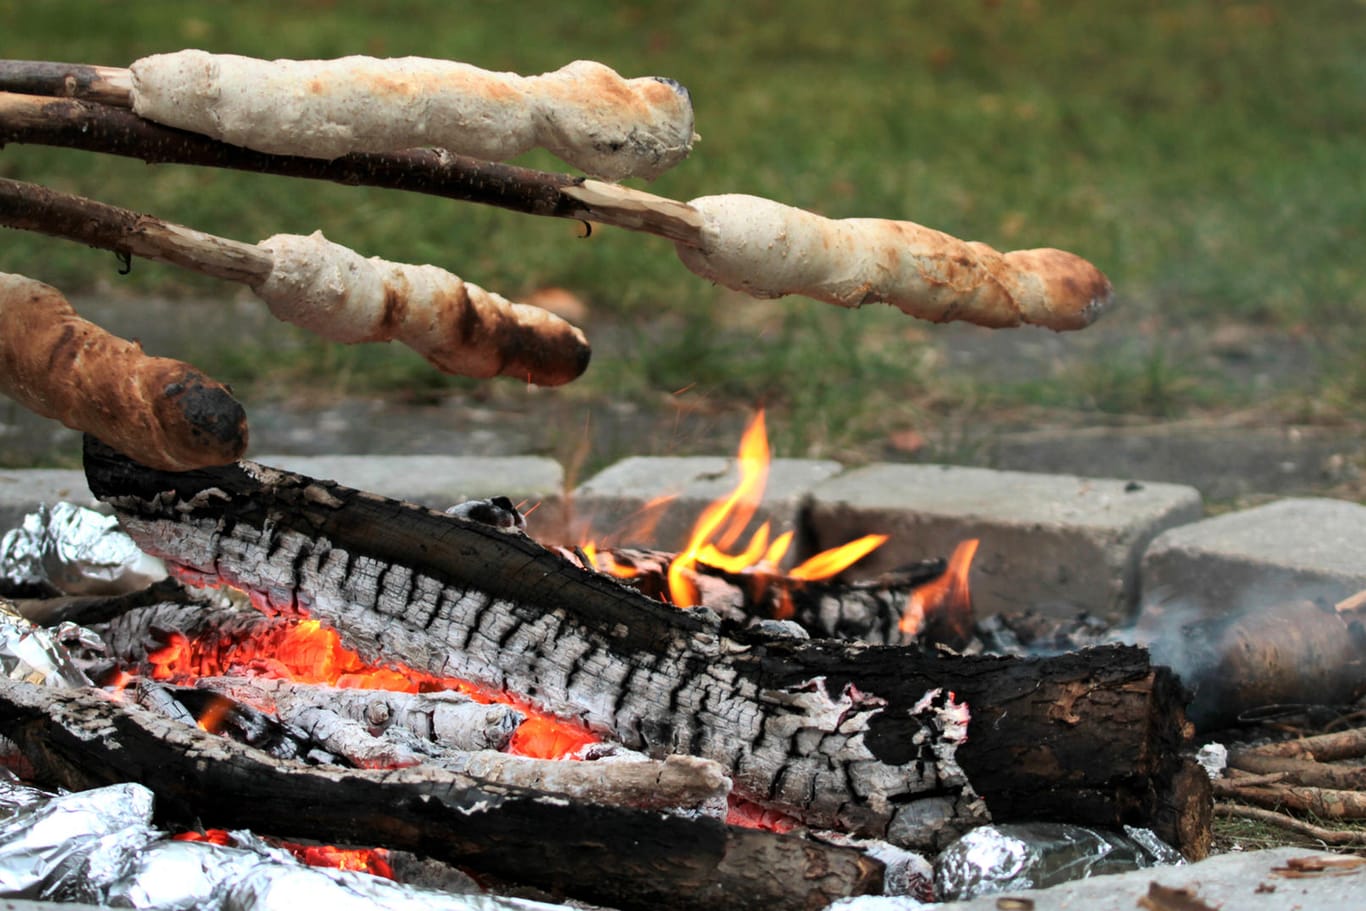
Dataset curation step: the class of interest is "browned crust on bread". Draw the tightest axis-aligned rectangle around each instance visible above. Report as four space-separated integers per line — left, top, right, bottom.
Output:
0 274 246 470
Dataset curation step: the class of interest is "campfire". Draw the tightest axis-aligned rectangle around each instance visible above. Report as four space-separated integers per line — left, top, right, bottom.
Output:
0 49 1273 910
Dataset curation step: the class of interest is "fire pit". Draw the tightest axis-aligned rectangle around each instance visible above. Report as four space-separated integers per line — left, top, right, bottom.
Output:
10 46 1359 910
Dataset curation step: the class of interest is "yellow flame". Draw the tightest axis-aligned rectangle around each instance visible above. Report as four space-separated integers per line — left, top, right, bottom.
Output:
789 534 889 581
668 411 772 606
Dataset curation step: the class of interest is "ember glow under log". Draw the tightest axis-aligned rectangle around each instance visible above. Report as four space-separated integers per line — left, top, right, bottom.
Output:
83 436 1210 858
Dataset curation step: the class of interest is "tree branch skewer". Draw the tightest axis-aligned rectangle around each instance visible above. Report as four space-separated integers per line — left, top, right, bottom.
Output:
0 75 1112 331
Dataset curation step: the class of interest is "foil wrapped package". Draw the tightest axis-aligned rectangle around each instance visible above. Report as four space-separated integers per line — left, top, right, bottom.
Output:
0 781 158 901
0 602 91 688
0 779 574 911
934 822 1182 901
0 502 165 596
104 838 296 910
224 863 568 911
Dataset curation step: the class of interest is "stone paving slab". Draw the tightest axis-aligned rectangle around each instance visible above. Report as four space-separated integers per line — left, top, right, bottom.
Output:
570 456 845 553
829 847 1364 910
1141 497 1366 618
804 464 1203 622
0 468 100 531
256 454 567 542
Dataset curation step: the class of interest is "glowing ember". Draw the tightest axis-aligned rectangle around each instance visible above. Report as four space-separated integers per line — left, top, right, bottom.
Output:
900 538 979 642
173 830 395 879
138 616 596 760
725 796 800 833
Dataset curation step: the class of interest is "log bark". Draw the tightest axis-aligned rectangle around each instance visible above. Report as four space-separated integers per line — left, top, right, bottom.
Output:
0 677 879 911
83 437 1210 856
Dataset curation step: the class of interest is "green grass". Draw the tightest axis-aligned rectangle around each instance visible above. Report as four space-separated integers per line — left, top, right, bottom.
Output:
2 1 1364 460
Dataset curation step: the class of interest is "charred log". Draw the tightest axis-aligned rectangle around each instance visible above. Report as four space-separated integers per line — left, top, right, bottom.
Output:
0 677 879 911
83 437 1210 856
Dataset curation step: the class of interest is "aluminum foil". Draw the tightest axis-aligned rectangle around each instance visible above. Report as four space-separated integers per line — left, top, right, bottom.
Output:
104 838 295 910
0 601 91 688
0 781 157 900
0 502 165 596
224 864 568 911
934 822 1183 901
0 780 569 911
0 768 51 815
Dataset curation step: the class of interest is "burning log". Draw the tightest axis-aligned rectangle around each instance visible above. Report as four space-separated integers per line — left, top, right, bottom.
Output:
189 676 524 755
0 178 590 387
0 677 879 911
576 544 951 647
0 273 247 471
83 437 1211 857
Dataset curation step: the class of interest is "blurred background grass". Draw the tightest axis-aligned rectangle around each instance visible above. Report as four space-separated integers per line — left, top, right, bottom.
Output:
1 0 1363 463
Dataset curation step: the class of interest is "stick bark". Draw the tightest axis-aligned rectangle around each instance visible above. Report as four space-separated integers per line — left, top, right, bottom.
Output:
0 91 702 244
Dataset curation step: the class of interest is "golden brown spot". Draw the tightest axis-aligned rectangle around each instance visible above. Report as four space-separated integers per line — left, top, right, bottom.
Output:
379 274 410 340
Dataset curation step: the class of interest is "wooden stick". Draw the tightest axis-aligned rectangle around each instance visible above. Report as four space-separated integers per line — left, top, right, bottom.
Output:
0 90 1112 330
1214 802 1366 846
0 59 132 105
1228 751 1366 791
0 177 272 284
1213 771 1288 791
0 92 702 243
1215 783 1366 820
1236 726 1366 763
0 177 590 386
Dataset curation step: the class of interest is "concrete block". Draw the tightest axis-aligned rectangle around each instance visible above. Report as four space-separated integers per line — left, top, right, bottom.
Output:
1141 496 1366 617
571 456 845 553
805 464 1203 622
256 454 567 542
0 469 100 531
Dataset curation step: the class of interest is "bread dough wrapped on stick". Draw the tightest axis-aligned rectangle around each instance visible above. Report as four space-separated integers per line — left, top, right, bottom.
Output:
674 195 1112 331
129 50 696 180
253 232 590 386
0 273 247 471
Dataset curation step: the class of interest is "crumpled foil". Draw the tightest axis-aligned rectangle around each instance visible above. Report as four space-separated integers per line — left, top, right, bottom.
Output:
0 502 165 596
0 601 91 688
0 781 158 901
224 863 566 911
934 822 1183 901
0 779 567 910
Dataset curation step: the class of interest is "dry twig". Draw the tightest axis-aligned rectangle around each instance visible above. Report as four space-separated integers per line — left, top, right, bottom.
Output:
1214 802 1366 847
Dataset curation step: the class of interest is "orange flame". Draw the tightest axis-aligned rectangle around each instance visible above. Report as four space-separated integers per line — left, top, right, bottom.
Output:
661 412 888 607
900 538 979 645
